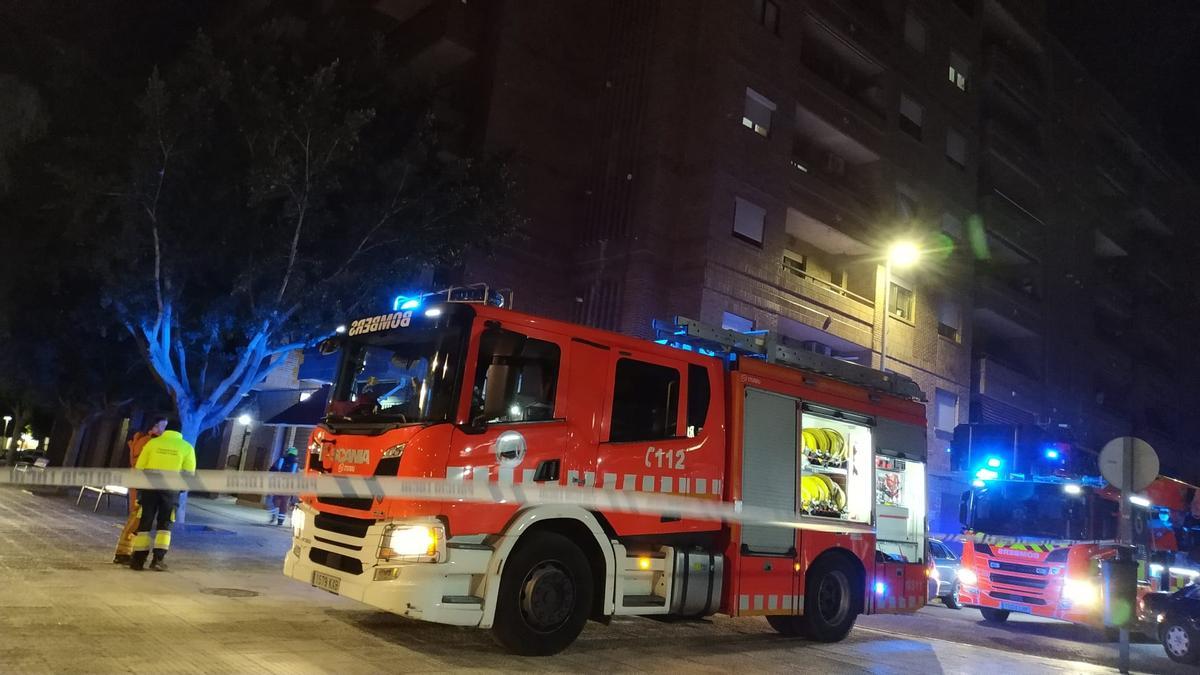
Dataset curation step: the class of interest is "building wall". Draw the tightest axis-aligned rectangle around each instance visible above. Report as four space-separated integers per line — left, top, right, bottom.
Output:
374 0 1200 499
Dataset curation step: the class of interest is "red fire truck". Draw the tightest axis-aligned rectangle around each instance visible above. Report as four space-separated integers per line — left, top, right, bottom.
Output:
284 288 930 654
956 473 1200 627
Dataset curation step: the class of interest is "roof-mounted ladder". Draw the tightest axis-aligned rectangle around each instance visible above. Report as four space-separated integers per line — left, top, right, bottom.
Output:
653 316 925 401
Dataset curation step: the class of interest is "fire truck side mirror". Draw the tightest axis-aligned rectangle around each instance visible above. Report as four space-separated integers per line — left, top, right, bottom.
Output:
958 490 971 529
318 337 342 356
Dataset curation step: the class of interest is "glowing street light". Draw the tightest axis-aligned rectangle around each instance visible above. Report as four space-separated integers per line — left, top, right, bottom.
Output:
880 240 923 372
237 413 253 426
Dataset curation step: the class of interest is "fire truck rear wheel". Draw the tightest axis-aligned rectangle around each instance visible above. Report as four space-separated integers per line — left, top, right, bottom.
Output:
491 531 593 656
801 557 860 642
979 608 1010 623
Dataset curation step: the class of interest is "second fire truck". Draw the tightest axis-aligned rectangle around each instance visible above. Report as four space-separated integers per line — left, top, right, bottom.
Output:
955 465 1200 627
284 287 931 654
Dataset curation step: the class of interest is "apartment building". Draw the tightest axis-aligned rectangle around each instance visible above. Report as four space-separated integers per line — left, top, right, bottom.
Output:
369 0 1200 521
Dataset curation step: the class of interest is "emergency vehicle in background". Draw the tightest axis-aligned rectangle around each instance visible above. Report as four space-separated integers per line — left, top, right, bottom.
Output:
954 441 1200 628
283 285 931 654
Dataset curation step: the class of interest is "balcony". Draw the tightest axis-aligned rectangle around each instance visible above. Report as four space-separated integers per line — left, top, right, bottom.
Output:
981 118 1044 176
799 14 888 124
778 257 875 327
979 192 1044 259
973 271 1042 340
982 0 1045 62
383 0 480 78
1092 273 1133 317
813 0 891 42
973 356 1042 415
983 45 1043 109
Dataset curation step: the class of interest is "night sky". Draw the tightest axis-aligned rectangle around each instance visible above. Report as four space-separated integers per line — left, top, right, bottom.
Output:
1049 0 1200 175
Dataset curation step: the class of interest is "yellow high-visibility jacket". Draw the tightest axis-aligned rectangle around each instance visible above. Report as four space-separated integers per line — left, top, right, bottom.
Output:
135 430 197 472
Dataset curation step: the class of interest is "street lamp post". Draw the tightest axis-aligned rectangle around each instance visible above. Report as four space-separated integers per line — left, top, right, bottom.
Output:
237 414 254 472
879 241 921 373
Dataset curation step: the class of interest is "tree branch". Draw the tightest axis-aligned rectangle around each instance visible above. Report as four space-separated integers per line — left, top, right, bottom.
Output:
276 128 313 304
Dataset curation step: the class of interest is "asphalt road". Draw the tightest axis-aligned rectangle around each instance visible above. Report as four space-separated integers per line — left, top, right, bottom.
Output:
0 486 1188 673
859 598 1187 674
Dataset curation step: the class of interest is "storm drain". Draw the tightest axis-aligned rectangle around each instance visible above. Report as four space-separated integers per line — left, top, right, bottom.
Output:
199 587 260 598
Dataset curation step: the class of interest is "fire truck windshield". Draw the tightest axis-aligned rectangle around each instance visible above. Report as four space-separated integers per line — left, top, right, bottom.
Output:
968 481 1117 541
327 318 466 426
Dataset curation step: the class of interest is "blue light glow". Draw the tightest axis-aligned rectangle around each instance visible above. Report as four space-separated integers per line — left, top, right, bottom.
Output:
985 456 1002 469
975 468 999 481
972 479 985 488
1044 448 1060 460
874 581 887 595
399 298 421 310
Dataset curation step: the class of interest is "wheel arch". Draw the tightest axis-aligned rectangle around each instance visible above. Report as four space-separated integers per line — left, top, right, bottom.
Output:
478 505 616 629
808 546 867 614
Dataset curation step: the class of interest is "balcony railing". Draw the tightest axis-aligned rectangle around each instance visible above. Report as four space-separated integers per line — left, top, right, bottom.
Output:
781 260 874 311
974 355 1042 413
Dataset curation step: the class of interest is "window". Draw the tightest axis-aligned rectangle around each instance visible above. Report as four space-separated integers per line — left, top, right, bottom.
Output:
722 311 754 333
471 329 561 424
941 212 964 240
742 87 775 137
948 51 970 91
783 251 808 277
946 128 968 168
888 278 915 322
937 297 962 342
899 94 923 140
732 196 766 244
753 0 780 35
610 359 680 442
687 364 711 436
934 389 958 432
903 12 926 53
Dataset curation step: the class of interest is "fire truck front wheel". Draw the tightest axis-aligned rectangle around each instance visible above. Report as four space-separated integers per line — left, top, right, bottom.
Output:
979 608 1010 623
491 531 594 656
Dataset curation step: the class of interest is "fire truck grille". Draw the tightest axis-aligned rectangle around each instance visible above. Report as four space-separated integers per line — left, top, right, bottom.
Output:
309 547 364 575
988 560 1049 576
989 573 1048 590
317 497 375 511
988 590 1046 606
314 512 374 538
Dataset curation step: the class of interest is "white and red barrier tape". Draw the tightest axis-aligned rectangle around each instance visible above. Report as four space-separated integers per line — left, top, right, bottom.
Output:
1 466 1117 547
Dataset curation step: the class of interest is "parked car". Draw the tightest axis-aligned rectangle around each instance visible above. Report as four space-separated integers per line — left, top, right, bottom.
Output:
1143 583 1200 664
928 539 961 609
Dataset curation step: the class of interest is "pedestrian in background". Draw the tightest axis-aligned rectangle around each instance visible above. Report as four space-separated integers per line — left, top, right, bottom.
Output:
112 415 167 565
269 446 300 526
130 422 196 571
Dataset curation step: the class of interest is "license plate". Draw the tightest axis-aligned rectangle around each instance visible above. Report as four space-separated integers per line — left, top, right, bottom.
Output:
999 600 1030 614
312 571 341 594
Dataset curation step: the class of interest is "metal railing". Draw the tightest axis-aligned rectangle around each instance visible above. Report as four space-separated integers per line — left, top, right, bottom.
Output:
780 261 875 309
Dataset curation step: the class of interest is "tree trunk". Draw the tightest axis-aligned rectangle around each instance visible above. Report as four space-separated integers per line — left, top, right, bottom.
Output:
61 415 92 468
174 408 206 524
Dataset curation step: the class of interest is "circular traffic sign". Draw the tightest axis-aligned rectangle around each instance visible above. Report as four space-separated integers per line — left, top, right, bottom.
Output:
1099 437 1159 492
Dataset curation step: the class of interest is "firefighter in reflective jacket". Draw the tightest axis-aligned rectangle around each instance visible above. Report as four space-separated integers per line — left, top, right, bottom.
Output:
130 427 196 571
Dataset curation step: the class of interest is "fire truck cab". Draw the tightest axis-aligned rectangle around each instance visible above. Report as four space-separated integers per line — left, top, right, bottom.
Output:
284 288 930 654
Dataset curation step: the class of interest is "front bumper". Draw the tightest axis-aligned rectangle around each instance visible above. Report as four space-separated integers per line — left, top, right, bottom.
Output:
283 505 493 627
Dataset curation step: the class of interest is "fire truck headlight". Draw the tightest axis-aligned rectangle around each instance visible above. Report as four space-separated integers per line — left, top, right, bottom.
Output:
956 567 978 586
1063 577 1099 606
381 524 444 562
291 507 306 538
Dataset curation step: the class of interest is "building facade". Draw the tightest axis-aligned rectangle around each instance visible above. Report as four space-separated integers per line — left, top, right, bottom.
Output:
370 0 1200 528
